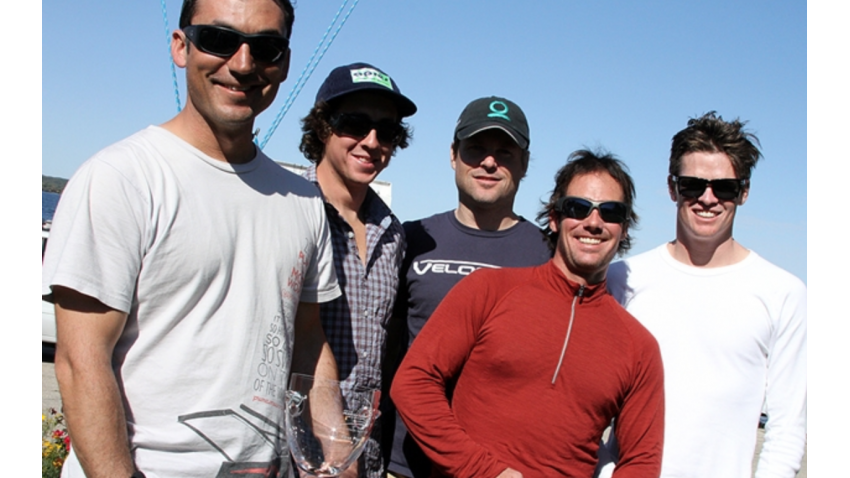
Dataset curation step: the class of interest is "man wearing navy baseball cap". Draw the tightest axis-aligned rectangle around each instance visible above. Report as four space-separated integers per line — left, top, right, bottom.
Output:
299 62 416 478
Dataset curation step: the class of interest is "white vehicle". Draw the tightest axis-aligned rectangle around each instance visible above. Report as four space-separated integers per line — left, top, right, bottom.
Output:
42 223 57 344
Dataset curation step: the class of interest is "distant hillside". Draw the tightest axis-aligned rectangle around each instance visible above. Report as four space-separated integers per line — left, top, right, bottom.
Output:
43 175 68 194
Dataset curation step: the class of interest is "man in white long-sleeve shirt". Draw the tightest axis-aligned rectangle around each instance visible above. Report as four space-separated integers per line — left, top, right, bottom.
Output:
604 111 807 478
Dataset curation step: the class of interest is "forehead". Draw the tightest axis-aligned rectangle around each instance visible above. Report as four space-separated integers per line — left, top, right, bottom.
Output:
679 151 737 179
191 0 287 34
564 171 624 202
335 91 398 120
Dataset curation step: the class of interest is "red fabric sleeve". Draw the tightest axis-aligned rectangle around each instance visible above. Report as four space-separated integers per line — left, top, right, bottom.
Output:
611 328 665 478
390 271 511 478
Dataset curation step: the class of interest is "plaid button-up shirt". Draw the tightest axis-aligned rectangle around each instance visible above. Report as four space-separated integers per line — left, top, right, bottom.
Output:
305 165 404 477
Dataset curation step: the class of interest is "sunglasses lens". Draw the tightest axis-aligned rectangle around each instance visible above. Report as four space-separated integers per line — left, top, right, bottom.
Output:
598 202 629 223
197 27 241 56
333 115 372 137
676 177 707 198
709 180 740 200
248 37 286 63
562 198 593 220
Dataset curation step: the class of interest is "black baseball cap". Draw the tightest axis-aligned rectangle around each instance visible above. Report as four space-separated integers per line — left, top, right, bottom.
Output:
315 62 417 117
454 96 530 149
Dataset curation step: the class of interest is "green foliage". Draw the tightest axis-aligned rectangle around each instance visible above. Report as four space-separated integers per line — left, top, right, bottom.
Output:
42 176 68 194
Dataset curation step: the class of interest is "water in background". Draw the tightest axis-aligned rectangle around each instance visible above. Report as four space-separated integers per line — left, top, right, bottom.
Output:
43 191 60 221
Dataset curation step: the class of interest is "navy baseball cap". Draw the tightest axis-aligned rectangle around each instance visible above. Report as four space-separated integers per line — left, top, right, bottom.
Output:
454 96 530 149
315 62 417 117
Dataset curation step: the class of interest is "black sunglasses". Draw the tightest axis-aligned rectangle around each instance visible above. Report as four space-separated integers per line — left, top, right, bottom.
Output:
329 113 403 145
183 25 288 63
555 196 630 224
672 175 748 200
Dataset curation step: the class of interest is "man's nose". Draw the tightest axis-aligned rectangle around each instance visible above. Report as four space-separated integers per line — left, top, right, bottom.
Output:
360 128 381 149
228 43 256 75
479 152 497 170
583 208 605 230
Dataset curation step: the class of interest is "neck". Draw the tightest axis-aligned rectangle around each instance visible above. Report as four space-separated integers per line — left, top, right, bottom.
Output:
315 161 370 217
669 232 749 267
551 253 606 287
454 201 520 231
161 106 257 164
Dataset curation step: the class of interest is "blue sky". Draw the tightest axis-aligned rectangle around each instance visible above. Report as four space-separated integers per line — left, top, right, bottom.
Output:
41 0 807 282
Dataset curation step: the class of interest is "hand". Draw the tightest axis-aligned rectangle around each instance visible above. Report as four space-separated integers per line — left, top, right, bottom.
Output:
496 468 523 478
338 461 358 478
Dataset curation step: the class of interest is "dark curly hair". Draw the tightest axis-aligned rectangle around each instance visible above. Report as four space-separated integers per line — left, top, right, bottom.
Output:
299 100 412 164
179 0 295 38
536 149 638 255
669 111 762 180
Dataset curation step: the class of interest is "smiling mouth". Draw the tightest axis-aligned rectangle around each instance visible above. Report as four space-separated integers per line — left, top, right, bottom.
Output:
695 210 717 218
578 237 602 245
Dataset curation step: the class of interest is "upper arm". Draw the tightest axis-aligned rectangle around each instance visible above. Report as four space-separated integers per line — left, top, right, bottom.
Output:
291 301 337 380
53 286 128 364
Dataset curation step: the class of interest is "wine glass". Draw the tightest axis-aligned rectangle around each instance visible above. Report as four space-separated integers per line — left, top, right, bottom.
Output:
285 373 380 477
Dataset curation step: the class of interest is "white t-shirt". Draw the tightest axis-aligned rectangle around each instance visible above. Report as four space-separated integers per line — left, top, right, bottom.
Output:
42 126 340 478
606 244 806 478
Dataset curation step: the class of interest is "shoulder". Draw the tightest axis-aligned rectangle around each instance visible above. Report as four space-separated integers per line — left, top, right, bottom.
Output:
607 245 666 302
745 252 806 293
256 156 324 200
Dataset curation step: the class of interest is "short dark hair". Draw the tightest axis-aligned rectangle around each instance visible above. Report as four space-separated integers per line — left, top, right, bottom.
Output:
669 111 762 180
536 149 638 255
299 101 412 164
179 0 295 39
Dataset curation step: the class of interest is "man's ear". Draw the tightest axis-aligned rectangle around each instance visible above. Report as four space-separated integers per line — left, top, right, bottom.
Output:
278 48 291 84
171 30 189 68
667 175 678 202
450 143 458 171
738 184 749 206
520 151 530 179
548 210 560 234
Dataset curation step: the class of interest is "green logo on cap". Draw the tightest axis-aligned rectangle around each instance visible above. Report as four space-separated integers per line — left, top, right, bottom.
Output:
487 101 510 121
350 67 393 90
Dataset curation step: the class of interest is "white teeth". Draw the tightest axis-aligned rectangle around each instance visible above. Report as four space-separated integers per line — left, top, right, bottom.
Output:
696 211 717 218
578 237 601 245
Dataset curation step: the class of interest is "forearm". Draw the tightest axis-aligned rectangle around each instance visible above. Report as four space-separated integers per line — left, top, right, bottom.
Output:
391 360 509 477
756 286 807 478
56 343 134 477
611 346 664 477
53 287 135 478
291 302 339 380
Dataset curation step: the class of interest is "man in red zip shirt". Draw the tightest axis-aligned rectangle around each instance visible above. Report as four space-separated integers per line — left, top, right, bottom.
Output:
391 150 664 477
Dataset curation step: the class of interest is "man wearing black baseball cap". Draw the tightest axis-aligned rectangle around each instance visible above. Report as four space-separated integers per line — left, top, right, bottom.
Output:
299 62 416 478
385 97 551 478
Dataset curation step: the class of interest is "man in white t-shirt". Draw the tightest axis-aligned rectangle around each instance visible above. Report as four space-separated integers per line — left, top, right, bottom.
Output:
41 1 342 477
602 112 807 478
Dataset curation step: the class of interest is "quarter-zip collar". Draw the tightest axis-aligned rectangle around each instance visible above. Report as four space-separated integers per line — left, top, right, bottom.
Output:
543 260 609 385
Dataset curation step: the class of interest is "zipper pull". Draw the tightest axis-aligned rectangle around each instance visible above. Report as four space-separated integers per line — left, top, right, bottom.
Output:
577 284 585 299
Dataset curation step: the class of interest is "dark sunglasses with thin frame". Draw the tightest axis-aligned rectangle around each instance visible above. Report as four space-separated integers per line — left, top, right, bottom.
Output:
555 196 630 224
671 175 748 201
183 25 289 63
329 113 403 145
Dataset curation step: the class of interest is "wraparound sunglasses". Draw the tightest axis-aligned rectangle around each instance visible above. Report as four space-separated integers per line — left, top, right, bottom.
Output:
183 25 288 63
555 196 630 224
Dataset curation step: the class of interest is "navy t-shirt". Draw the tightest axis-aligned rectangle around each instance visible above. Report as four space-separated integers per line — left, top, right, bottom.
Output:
386 210 552 477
